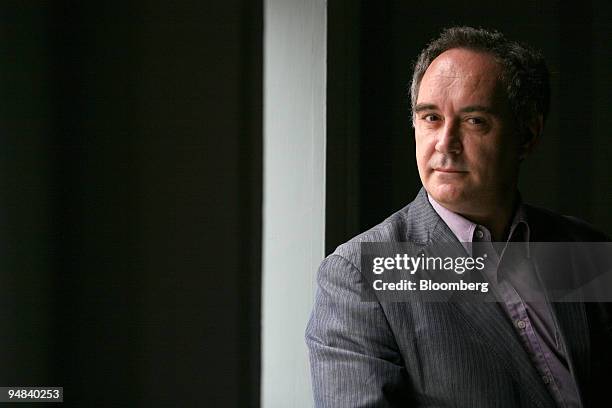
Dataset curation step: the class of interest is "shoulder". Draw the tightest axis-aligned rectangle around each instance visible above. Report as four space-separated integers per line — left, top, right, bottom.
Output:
327 189 444 268
524 204 610 242
344 204 412 244
325 205 410 272
330 196 432 270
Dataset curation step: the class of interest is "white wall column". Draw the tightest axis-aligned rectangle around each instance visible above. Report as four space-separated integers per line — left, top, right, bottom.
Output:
262 0 326 406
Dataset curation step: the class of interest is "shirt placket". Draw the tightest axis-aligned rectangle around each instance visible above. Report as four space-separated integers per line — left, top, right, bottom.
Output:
473 226 569 408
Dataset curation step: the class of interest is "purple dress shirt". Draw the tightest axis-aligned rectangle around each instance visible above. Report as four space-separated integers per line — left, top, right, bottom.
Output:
428 194 582 408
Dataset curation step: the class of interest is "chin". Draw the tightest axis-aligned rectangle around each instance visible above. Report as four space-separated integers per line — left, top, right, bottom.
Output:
428 183 467 207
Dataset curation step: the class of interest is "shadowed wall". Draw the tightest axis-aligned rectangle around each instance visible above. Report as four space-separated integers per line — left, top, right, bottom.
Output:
0 2 262 406
327 0 612 253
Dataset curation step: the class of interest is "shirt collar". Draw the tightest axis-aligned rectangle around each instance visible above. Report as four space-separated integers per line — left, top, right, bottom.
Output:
428 194 477 244
427 192 531 255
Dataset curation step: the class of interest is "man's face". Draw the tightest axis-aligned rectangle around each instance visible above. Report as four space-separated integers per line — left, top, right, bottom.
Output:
414 48 523 216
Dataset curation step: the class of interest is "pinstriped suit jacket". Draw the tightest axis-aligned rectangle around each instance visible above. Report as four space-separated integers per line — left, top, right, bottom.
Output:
305 188 612 407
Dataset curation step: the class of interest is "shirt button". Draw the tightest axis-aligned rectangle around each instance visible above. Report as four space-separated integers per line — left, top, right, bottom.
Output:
516 320 527 329
542 375 551 385
475 229 484 239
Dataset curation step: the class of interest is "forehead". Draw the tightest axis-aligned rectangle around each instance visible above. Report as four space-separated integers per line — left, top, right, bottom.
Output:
417 48 505 106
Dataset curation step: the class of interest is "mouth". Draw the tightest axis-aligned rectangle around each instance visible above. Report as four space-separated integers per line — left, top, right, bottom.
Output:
433 168 468 174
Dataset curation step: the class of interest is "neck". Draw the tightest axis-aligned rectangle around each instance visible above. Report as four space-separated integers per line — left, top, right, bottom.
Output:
459 191 519 241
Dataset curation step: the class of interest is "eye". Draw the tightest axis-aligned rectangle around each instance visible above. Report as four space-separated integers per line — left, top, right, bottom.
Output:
466 117 485 125
422 113 440 122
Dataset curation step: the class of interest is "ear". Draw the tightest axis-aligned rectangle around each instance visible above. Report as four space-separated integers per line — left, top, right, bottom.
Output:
518 114 543 161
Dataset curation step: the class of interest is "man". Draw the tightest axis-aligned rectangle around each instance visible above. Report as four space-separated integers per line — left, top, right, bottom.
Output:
306 27 612 407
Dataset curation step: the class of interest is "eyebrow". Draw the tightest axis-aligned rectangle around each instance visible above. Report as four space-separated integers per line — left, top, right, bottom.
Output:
413 103 495 114
413 103 438 113
460 105 494 114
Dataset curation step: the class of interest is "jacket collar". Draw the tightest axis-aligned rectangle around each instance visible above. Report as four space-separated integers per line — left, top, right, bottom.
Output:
401 187 558 408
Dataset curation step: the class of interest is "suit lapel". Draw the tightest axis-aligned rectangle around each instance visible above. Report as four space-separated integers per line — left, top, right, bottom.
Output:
550 302 590 401
407 189 556 408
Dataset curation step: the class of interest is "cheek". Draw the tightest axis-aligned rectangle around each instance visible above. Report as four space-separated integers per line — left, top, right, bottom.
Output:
414 133 433 165
467 141 517 181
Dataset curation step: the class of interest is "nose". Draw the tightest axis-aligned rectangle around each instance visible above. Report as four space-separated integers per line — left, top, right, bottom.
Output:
435 120 462 155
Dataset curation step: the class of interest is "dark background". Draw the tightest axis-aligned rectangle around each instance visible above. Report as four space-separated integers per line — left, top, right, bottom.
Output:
1 1 261 406
327 0 612 253
1 0 611 407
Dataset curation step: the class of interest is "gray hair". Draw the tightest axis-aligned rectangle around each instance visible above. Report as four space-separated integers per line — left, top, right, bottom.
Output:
410 26 550 136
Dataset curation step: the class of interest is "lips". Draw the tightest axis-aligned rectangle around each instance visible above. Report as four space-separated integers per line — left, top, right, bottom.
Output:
433 168 467 173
